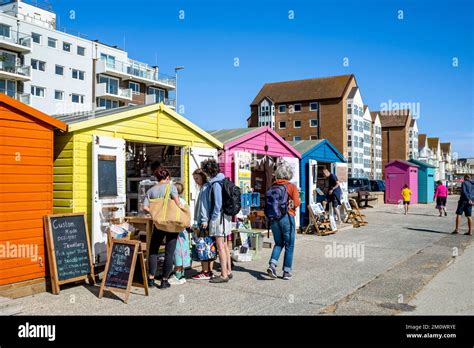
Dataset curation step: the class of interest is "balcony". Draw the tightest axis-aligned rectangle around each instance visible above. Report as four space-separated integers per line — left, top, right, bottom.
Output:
0 31 32 53
145 94 176 108
0 90 31 104
95 59 176 89
95 83 132 102
0 64 31 81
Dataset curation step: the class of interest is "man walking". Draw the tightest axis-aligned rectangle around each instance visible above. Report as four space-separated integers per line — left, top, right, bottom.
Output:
452 174 473 236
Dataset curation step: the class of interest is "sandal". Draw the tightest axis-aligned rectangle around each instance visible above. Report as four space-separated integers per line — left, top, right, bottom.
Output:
451 230 459 234
209 276 229 283
464 232 472 236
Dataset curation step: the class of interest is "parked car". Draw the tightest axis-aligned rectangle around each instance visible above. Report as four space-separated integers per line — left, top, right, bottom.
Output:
348 178 371 193
370 180 386 192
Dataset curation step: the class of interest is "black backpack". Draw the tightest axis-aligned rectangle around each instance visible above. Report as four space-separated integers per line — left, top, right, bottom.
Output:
211 178 242 216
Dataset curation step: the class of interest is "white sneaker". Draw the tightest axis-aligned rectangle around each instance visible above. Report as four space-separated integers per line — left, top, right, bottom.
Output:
168 275 183 285
178 277 186 285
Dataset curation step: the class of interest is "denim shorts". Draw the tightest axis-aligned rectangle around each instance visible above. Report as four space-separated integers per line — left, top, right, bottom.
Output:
456 200 472 217
209 214 232 237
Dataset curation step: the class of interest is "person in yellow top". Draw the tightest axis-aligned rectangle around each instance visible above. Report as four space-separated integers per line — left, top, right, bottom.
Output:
401 184 412 215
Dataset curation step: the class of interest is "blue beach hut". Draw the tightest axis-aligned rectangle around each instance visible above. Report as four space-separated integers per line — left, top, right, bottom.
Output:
289 139 346 227
409 159 436 203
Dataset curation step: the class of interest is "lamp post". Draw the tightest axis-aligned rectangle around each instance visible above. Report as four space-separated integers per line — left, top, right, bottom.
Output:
174 66 184 111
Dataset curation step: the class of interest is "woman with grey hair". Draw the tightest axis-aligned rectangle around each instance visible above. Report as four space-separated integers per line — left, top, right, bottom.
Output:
265 161 301 280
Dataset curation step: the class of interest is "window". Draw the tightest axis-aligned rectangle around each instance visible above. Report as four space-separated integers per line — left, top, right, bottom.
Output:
310 119 318 127
100 53 116 67
261 104 270 116
47 37 57 48
55 65 64 75
54 90 64 100
0 24 10 38
63 42 71 52
278 105 286 113
31 32 41 44
294 120 301 128
77 46 85 56
72 69 85 80
347 103 352 114
31 85 45 97
72 94 84 103
293 104 301 112
310 102 318 111
97 98 119 109
129 82 140 94
293 136 301 141
148 86 165 103
31 59 46 71
310 135 318 140
279 121 286 129
0 79 16 97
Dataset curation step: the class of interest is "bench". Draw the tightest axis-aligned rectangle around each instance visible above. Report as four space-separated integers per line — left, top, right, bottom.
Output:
357 190 378 208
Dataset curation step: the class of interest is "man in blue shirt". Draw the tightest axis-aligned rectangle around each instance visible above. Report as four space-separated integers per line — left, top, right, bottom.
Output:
453 174 473 235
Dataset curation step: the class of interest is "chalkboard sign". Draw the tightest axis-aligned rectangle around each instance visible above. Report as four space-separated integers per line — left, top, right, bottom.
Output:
44 213 95 294
98 155 117 197
99 239 148 303
105 242 136 289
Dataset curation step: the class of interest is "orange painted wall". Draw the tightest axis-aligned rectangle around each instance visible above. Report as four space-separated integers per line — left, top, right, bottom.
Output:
0 103 54 286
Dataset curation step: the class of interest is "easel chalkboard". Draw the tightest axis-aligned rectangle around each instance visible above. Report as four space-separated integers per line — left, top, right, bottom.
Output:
99 239 148 303
43 213 95 294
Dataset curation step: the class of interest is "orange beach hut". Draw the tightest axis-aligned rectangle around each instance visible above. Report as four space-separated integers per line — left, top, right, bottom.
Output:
0 94 66 297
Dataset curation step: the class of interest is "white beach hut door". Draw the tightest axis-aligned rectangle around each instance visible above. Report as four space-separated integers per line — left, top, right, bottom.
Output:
188 147 217 224
332 162 348 202
91 135 126 265
281 156 301 228
308 159 318 206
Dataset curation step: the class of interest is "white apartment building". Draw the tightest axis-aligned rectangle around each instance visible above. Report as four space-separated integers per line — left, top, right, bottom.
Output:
369 110 383 180
408 119 419 159
441 142 453 181
346 87 371 178
428 137 443 181
0 0 175 115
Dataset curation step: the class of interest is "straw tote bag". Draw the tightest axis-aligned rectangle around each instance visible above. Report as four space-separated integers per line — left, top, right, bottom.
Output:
148 184 191 233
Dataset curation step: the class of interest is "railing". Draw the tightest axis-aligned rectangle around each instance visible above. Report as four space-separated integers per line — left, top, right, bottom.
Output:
157 73 176 87
97 58 176 87
0 88 31 104
0 30 32 48
0 63 31 77
3 10 55 29
145 94 175 107
96 82 131 99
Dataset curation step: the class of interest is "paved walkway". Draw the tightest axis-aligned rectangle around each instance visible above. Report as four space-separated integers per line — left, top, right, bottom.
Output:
407 243 474 315
12 195 473 315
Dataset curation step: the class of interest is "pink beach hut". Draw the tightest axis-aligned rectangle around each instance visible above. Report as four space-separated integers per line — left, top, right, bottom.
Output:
385 160 419 204
208 127 301 224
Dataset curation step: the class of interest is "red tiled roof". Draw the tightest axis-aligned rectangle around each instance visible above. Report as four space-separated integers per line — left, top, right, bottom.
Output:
250 74 355 105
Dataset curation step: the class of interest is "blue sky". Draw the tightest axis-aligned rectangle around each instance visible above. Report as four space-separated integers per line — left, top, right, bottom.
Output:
51 0 473 157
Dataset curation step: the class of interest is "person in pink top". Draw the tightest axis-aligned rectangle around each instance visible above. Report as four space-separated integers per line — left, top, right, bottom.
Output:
433 180 448 217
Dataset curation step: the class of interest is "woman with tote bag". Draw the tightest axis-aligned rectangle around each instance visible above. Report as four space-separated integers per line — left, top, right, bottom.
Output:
143 167 185 289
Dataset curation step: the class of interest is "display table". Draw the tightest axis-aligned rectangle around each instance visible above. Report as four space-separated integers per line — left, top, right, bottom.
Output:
124 216 163 271
231 228 266 260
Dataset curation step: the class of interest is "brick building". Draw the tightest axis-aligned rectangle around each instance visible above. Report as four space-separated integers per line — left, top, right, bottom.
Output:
247 74 358 167
377 109 412 176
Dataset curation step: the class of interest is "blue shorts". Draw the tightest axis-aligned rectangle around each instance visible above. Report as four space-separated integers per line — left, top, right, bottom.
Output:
456 200 472 217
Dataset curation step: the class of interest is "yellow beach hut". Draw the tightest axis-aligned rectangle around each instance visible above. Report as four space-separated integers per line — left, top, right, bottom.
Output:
53 103 222 264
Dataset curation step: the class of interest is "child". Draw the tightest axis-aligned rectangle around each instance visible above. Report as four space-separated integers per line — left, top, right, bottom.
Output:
168 182 191 285
401 184 412 215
